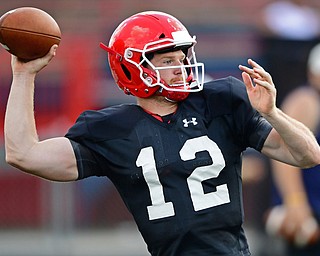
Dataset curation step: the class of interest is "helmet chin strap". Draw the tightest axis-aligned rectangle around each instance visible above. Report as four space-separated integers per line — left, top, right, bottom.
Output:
157 87 189 102
164 97 177 103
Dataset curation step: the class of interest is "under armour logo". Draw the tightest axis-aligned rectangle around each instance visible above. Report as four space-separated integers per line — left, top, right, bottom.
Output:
183 118 198 127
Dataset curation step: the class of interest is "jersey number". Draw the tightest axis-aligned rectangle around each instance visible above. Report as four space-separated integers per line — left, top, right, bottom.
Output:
136 135 230 220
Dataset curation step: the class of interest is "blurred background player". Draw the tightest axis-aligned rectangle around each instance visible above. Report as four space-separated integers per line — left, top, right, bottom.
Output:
266 43 320 256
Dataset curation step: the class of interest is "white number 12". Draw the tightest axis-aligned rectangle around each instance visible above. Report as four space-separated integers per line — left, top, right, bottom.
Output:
136 135 230 220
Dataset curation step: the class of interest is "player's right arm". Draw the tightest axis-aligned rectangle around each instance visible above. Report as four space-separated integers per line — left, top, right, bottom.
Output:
4 45 78 181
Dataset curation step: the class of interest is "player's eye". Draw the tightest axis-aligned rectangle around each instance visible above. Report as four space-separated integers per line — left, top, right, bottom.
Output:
162 59 173 65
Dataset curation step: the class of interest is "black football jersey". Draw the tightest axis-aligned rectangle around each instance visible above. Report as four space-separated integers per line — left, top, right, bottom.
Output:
65 76 272 256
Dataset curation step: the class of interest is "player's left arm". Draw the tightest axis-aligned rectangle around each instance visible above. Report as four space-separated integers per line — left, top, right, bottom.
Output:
239 59 320 168
262 116 320 168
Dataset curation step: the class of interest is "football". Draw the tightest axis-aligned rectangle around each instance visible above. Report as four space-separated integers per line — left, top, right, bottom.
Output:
0 7 61 61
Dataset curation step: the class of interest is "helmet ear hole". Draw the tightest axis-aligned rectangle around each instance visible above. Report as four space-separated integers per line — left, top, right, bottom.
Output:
121 64 131 80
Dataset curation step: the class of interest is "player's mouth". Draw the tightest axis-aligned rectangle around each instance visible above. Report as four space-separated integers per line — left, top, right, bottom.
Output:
169 79 187 86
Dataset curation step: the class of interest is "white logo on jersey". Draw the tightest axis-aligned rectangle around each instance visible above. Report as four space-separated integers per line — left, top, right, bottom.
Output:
183 118 198 127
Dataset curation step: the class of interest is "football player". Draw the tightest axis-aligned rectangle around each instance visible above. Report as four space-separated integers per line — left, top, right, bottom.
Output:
5 11 320 255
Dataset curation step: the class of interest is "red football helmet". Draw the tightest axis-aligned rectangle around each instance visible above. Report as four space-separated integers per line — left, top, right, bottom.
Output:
100 11 204 101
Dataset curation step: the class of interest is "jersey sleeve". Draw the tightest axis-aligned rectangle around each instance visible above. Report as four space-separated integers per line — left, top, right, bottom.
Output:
64 105 142 180
230 76 272 151
205 76 273 151
232 79 272 151
65 111 105 179
69 139 104 179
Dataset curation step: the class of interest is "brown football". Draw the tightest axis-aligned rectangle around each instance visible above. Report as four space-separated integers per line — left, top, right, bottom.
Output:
0 7 61 61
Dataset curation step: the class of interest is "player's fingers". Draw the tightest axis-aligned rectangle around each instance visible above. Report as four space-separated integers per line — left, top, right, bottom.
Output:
45 44 58 59
247 59 272 80
253 79 267 88
253 67 273 84
50 44 58 55
241 72 254 91
238 65 260 79
11 54 17 65
242 59 260 76
248 59 273 81
247 59 264 70
36 44 58 69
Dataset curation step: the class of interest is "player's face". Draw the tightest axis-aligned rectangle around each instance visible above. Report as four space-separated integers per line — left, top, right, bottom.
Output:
149 50 187 86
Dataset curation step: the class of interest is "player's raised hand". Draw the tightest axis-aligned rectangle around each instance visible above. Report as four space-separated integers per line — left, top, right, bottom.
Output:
239 59 277 117
11 44 58 76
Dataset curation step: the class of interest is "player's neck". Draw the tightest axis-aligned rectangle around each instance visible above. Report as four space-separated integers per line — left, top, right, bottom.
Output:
137 96 178 116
